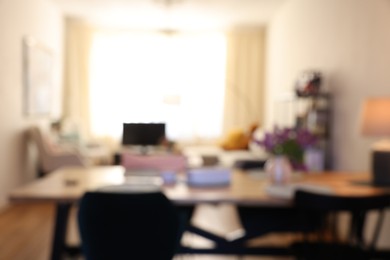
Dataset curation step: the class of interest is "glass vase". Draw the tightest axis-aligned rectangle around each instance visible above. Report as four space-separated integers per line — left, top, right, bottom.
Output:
265 155 292 185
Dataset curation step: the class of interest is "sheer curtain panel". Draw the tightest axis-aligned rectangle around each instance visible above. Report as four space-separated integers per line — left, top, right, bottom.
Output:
223 29 265 133
88 31 227 145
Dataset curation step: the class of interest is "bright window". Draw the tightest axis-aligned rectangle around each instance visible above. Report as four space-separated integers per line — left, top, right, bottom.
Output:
89 31 226 142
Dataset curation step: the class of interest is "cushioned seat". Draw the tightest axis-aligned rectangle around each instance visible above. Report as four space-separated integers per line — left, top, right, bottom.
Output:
28 126 86 176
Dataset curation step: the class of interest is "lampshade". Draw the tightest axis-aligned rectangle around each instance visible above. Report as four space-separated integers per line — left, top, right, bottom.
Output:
361 97 390 186
361 98 390 136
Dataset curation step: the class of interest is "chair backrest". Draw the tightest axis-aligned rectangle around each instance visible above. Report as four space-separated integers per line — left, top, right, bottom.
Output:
77 190 180 260
294 190 390 212
28 126 51 159
294 190 390 248
29 126 57 175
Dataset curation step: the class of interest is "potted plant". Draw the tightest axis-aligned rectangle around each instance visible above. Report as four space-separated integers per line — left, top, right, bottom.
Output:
255 126 318 183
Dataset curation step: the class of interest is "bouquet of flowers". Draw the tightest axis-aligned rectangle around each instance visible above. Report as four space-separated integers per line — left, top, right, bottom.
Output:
255 126 318 170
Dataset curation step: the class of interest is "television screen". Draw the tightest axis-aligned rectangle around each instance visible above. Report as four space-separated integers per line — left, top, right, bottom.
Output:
122 123 166 146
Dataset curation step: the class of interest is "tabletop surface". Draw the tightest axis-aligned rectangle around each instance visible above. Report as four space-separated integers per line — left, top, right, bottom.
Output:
9 166 388 207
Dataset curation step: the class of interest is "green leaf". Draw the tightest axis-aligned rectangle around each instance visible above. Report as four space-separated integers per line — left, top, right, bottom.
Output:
281 139 303 163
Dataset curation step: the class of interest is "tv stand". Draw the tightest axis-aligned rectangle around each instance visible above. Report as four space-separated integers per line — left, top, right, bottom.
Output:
136 145 171 155
114 145 174 165
139 146 150 155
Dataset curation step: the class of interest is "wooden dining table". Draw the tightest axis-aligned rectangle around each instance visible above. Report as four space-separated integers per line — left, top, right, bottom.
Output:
8 166 389 260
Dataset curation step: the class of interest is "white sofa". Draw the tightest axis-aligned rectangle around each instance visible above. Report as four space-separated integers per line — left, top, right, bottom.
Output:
181 144 267 169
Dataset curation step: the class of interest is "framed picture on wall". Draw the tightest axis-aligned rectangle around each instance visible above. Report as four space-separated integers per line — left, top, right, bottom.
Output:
22 36 54 117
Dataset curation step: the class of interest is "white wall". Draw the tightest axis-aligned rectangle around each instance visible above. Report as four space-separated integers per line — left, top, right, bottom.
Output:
266 0 390 171
0 0 63 208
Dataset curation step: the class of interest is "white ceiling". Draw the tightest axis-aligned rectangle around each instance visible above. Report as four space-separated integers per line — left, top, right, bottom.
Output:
52 0 287 30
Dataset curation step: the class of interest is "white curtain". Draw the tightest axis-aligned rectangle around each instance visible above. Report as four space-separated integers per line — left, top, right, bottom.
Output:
223 29 265 133
63 23 266 146
88 31 227 145
63 18 94 140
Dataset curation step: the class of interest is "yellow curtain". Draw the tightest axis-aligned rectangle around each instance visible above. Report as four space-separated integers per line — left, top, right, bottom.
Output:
63 18 94 141
223 28 266 133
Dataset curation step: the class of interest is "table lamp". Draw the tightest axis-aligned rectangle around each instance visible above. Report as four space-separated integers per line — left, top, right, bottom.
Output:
361 97 390 186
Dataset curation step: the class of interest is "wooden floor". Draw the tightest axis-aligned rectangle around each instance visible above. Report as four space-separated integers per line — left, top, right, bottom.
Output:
0 202 54 260
0 203 293 260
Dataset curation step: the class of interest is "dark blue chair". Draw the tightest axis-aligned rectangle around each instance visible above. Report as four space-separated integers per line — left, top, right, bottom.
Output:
77 189 179 260
292 190 390 260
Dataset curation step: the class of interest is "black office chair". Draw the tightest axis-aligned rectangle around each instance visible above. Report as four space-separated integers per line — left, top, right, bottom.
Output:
292 190 390 260
77 188 180 260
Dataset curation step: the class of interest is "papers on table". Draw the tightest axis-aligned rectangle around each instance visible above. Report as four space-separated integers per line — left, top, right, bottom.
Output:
123 167 232 187
123 169 164 186
265 183 333 199
97 183 162 193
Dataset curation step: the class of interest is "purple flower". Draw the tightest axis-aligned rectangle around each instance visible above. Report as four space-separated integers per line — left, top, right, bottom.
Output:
254 126 319 170
295 128 318 148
